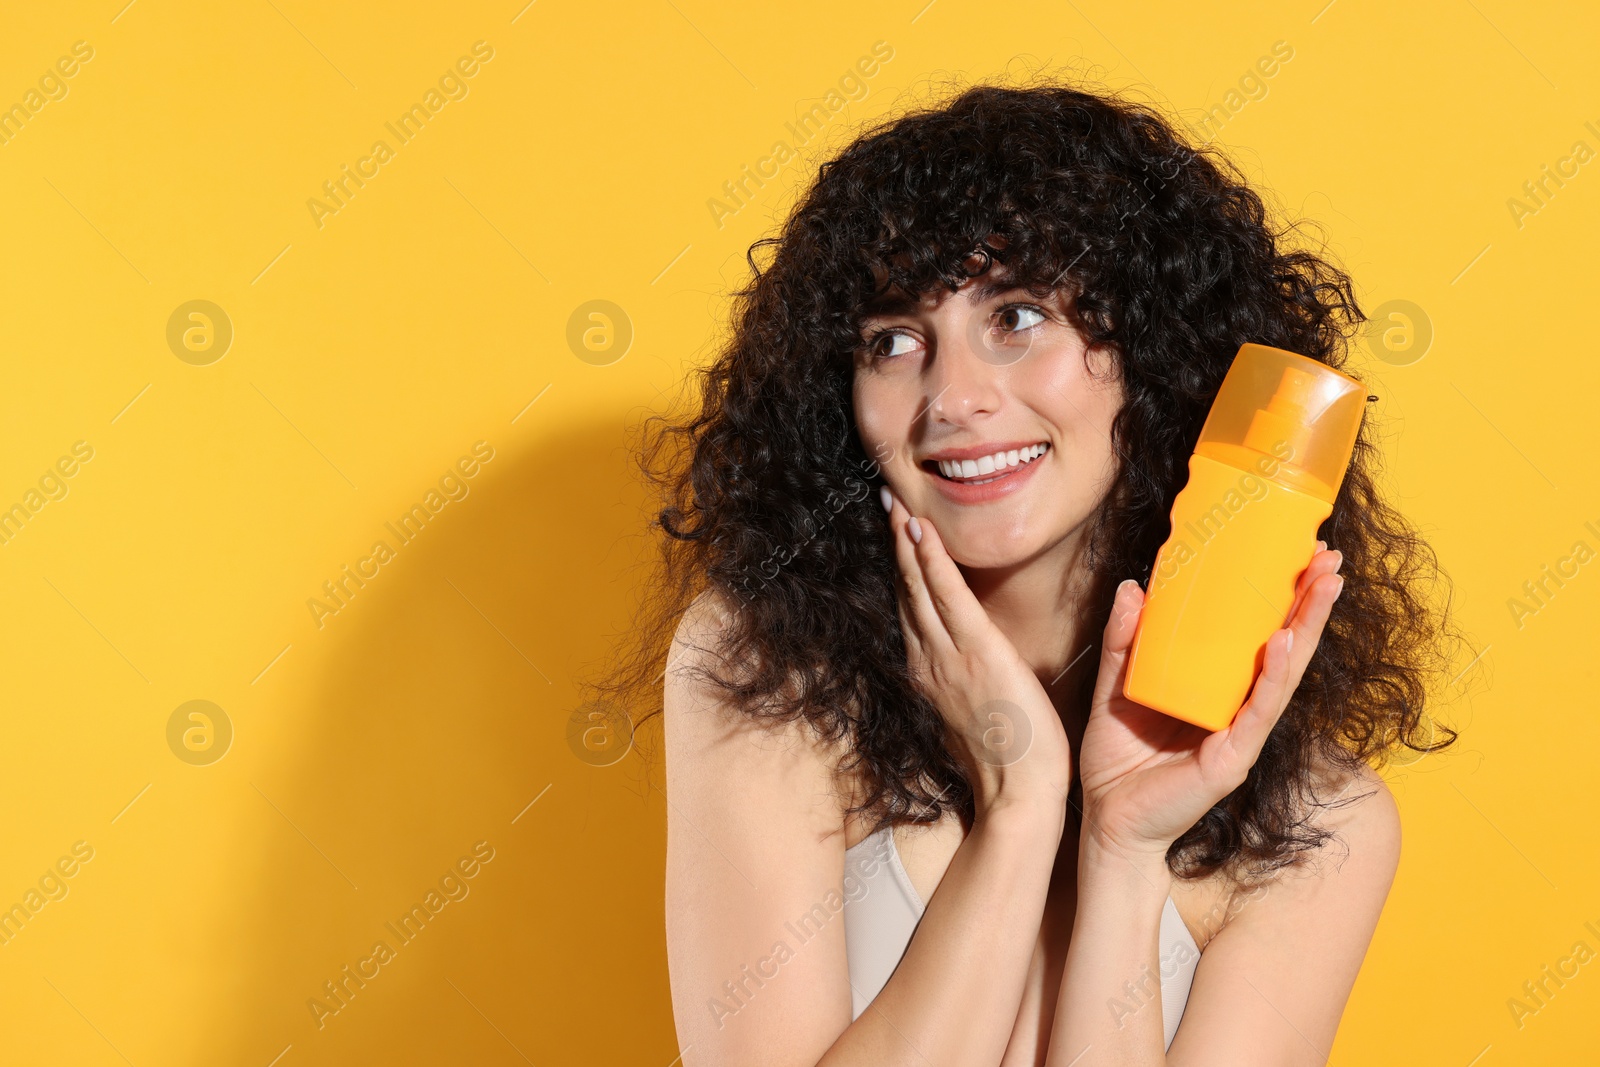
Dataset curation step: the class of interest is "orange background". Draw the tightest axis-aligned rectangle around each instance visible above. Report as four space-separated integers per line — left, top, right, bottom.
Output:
0 1 1595 1064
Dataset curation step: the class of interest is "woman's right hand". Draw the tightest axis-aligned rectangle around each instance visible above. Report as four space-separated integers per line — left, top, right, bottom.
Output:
881 487 1072 817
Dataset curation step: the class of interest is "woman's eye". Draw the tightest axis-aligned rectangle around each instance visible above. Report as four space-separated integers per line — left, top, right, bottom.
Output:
867 330 919 360
996 305 1046 333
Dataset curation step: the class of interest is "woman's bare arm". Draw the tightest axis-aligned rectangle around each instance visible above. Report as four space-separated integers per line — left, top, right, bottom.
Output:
1046 547 1366 1064
664 592 1066 1067
1042 766 1399 1067
1164 767 1401 1065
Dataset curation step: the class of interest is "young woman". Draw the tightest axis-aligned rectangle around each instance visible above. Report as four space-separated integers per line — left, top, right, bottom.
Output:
616 81 1464 1065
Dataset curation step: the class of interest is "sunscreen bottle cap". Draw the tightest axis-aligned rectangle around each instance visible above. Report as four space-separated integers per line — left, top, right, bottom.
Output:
1194 343 1366 503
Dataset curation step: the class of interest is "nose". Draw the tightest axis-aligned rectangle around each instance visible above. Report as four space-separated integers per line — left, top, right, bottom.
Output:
927 322 1002 426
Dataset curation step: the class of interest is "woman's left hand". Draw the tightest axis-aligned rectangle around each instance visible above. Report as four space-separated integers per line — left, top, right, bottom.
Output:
1075 542 1346 863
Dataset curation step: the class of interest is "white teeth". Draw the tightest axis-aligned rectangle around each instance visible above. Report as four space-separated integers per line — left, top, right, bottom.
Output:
936 443 1050 481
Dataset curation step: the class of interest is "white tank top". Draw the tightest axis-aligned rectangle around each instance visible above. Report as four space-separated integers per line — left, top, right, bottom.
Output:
842 823 1201 1050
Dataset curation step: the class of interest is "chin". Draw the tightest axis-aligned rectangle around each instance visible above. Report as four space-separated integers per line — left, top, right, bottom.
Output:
934 514 1052 570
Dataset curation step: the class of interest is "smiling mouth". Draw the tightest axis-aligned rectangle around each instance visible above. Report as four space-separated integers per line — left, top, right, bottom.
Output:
923 443 1051 485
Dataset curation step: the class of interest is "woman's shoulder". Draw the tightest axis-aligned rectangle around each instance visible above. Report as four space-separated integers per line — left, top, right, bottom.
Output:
1303 756 1402 863
1190 755 1401 947
1261 756 1402 888
663 588 858 840
1204 757 1401 939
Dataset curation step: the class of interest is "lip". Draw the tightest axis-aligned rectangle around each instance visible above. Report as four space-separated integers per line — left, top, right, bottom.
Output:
923 443 1050 505
921 439 1050 463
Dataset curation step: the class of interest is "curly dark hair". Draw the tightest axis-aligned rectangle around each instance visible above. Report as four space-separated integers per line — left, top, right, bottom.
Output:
598 76 1475 883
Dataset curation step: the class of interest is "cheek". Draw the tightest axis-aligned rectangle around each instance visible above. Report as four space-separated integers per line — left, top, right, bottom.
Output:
1022 350 1124 475
1017 348 1099 426
1034 338 1112 392
852 379 905 458
1073 394 1126 492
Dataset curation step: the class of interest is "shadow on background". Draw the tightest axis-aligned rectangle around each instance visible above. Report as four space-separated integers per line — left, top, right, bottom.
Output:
201 417 677 1065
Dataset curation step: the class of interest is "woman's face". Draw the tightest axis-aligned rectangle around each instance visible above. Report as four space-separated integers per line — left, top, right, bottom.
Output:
852 266 1126 570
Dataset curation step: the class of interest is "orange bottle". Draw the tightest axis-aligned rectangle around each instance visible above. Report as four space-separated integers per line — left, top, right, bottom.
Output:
1122 343 1366 731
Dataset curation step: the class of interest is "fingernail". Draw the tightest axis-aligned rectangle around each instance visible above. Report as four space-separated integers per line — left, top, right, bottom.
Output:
1284 629 1294 654
1117 578 1137 599
1334 575 1346 598
1316 539 1326 553
1332 550 1344 573
907 516 923 544
879 485 893 513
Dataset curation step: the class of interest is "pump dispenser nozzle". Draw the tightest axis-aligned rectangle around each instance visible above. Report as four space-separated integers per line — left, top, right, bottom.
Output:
1243 366 1318 461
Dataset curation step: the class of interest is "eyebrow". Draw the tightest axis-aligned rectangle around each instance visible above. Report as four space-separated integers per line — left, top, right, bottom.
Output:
860 276 1030 318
